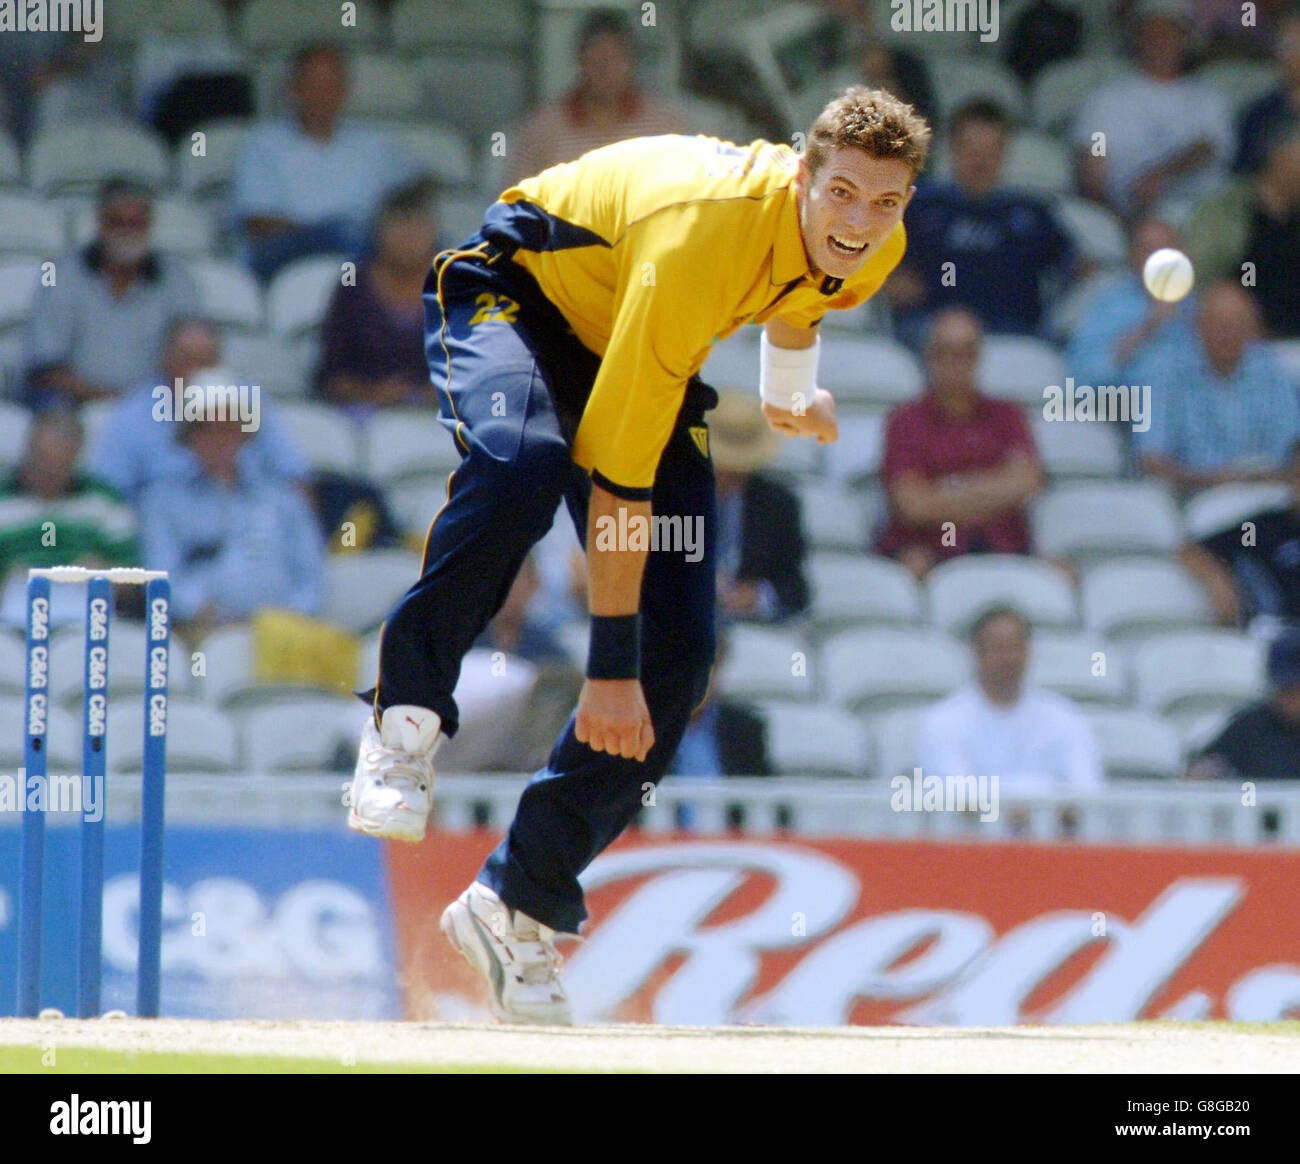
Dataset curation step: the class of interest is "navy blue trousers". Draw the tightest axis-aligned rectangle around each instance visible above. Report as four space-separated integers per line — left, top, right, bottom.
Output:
375 237 718 933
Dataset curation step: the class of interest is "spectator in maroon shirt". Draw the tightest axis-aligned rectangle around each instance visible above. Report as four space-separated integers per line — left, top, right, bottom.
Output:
876 308 1045 579
314 177 439 415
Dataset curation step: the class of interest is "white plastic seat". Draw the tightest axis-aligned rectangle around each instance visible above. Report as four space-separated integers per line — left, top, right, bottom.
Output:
716 624 813 702
758 703 869 778
822 627 968 712
929 57 1026 127
0 630 26 694
872 705 927 782
68 193 216 258
113 0 228 40
1080 558 1213 638
266 254 348 337
416 51 530 140
1179 708 1235 759
701 333 760 391
1000 130 1073 195
1025 630 1127 705
796 482 867 552
0 191 66 253
824 412 885 483
106 698 238 773
819 336 923 405
1031 412 1124 479
1081 707 1182 779
0 257 40 330
1132 630 1265 717
1056 197 1128 268
347 54 428 119
28 122 171 194
1031 56 1133 134
177 118 250 200
238 693 363 772
239 0 383 48
185 624 253 706
46 622 160 707
375 122 475 189
1032 481 1181 560
386 474 451 538
390 0 530 48
1183 482 1292 541
361 408 461 484
190 257 264 330
275 401 362 475
221 331 313 397
977 334 1066 405
925 555 1077 634
808 553 923 630
0 401 32 467
439 191 490 248
319 549 421 634
0 696 80 768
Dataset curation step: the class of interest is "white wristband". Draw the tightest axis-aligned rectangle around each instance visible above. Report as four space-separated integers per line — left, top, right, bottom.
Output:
760 332 820 412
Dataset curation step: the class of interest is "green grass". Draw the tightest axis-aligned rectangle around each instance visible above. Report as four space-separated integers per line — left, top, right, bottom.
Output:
0 1045 576 1074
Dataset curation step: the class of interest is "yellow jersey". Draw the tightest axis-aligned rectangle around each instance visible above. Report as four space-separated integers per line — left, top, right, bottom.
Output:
483 134 906 497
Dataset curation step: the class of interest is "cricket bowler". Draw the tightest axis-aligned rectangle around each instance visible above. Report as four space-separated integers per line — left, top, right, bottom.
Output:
348 86 931 1023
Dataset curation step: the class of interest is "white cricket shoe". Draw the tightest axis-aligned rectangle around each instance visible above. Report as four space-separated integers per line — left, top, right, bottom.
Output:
441 881 574 1025
347 705 441 843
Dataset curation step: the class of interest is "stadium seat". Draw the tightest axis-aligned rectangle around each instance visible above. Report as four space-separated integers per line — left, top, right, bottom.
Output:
319 549 421 634
701 332 760 391
0 258 39 335
275 401 362 475
1031 55 1133 135
1031 413 1124 480
189 258 264 330
924 555 1077 634
716 624 813 702
1032 481 1181 560
0 630 24 695
266 254 347 337
822 627 968 712
238 693 362 772
0 191 66 254
27 122 171 195
374 122 475 190
0 130 21 186
0 402 31 464
390 0 530 49
106 698 238 774
872 705 927 782
929 57 1026 127
417 51 530 140
360 408 461 484
1001 130 1073 196
347 54 428 120
771 430 823 476
808 552 923 630
823 412 885 483
68 194 216 258
1048 268 1129 338
1055 196 1128 268
439 192 491 247
796 482 869 552
1081 707 1182 779
184 624 254 707
1194 60 1280 115
238 0 383 49
1080 558 1213 638
758 703 870 778
1182 482 1292 540
221 331 314 398
977 334 1065 405
818 336 923 405
386 474 449 539
112 0 228 40
176 118 250 201
1025 630 1128 705
0 695 80 768
680 96 758 142
1179 708 1233 759
356 627 383 692
1132 630 1265 718
46 621 160 707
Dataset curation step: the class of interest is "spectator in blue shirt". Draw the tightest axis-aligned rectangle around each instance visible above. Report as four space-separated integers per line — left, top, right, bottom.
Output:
140 416 323 638
87 317 309 504
1065 216 1197 392
1235 10 1300 174
1137 281 1300 492
230 42 419 282
886 99 1073 349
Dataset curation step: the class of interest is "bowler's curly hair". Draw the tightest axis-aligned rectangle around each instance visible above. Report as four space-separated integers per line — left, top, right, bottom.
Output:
805 85 931 181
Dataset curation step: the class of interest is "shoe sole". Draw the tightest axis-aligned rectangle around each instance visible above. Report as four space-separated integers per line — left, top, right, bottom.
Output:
347 808 427 843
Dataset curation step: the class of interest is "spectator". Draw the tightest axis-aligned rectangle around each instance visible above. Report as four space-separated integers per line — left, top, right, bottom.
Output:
23 178 198 405
918 606 1105 791
831 5 936 129
1234 8 1300 173
314 178 439 413
1180 438 1300 626
87 322 309 504
1073 0 1233 219
1066 216 1198 392
140 417 323 638
1136 281 1300 492
506 8 688 185
1187 627 1300 781
231 42 419 282
886 100 1073 346
1185 123 1300 338
710 392 810 622
1002 0 1083 86
0 411 137 623
309 471 407 554
876 310 1045 580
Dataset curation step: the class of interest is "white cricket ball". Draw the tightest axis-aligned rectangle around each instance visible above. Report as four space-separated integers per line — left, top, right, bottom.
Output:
1143 247 1195 303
